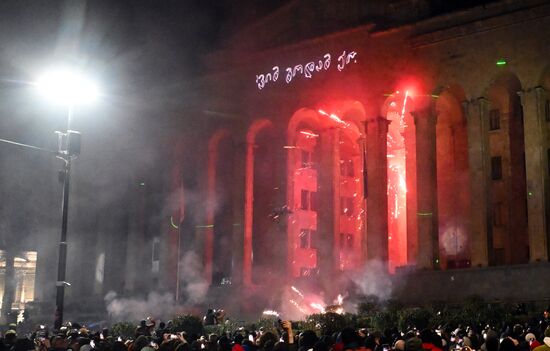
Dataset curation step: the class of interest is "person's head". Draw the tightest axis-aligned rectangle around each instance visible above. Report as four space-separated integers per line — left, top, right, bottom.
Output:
405 337 422 351
234 334 244 345
419 330 433 344
544 307 550 320
134 335 149 351
299 330 318 350
52 336 69 350
312 341 328 351
340 328 358 347
175 343 190 351
512 325 523 339
5 330 17 344
258 332 277 350
499 338 517 351
394 340 405 351
112 341 128 351
14 338 34 351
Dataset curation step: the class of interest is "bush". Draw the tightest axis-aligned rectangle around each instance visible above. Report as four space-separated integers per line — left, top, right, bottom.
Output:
111 322 136 339
397 308 433 331
306 313 355 335
171 315 204 336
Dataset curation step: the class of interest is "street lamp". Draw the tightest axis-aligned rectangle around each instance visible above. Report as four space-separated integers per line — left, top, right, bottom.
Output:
36 68 98 329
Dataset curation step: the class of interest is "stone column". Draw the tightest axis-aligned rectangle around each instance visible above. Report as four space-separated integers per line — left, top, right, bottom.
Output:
318 128 339 284
365 117 389 264
1 250 16 323
243 140 255 287
231 142 246 287
403 120 418 265
465 98 490 267
520 87 549 262
413 105 438 269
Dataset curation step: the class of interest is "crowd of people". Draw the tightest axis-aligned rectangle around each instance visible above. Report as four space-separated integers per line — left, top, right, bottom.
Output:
0 307 549 351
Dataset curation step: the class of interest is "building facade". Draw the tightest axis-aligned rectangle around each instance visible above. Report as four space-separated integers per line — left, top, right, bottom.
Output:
145 0 550 308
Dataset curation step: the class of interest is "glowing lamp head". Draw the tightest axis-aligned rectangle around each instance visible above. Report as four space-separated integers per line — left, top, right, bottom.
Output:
36 68 99 105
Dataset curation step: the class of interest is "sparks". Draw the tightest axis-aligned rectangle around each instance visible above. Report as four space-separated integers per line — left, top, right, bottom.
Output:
318 109 350 127
300 130 319 138
310 302 325 313
262 310 280 317
400 90 409 121
289 299 308 314
291 286 305 298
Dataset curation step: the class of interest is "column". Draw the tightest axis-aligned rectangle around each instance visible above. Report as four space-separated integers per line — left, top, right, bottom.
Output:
317 128 339 284
231 142 246 287
365 117 389 264
465 98 490 266
1 250 15 323
243 140 254 287
413 104 438 269
520 87 549 262
404 120 418 264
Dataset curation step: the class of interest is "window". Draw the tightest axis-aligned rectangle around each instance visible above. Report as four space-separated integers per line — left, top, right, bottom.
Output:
493 248 505 266
493 202 504 227
489 109 500 131
340 233 354 249
152 237 160 273
301 190 309 210
300 267 319 277
340 159 354 177
299 229 316 249
301 150 314 168
491 156 502 180
300 190 318 211
340 197 354 216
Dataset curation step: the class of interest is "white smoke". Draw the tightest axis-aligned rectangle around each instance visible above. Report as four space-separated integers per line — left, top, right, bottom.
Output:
105 291 175 322
351 259 393 301
179 251 209 304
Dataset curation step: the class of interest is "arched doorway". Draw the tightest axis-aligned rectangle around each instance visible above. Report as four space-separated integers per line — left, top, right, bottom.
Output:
286 109 322 278
435 87 471 269
486 73 528 265
206 129 235 285
243 119 283 286
383 92 414 272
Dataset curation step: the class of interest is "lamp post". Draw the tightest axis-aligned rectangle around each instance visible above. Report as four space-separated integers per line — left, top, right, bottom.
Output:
36 69 98 329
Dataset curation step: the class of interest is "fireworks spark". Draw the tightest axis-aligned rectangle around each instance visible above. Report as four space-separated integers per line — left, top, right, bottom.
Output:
310 302 325 313
262 310 280 317
291 286 304 299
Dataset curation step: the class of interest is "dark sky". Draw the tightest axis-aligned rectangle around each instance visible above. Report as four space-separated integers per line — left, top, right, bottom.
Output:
0 0 291 249
0 1 289 77
0 0 291 115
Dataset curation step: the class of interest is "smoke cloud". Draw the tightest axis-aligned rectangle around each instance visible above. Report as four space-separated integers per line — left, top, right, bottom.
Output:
105 291 175 322
351 259 393 301
179 251 209 304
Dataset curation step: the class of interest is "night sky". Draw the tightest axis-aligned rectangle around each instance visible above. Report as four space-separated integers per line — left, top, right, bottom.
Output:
0 0 291 252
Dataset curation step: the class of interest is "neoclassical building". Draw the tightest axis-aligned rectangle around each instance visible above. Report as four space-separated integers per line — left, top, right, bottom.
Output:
131 0 550 308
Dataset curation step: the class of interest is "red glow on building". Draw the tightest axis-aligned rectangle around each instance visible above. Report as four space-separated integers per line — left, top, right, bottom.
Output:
386 91 410 272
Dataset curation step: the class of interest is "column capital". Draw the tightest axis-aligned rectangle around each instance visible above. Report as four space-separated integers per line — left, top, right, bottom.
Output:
468 96 489 110
412 108 437 127
365 116 390 135
518 86 548 105
365 116 390 124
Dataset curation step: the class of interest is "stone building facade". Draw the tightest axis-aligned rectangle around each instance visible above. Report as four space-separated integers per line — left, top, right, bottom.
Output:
133 0 550 307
